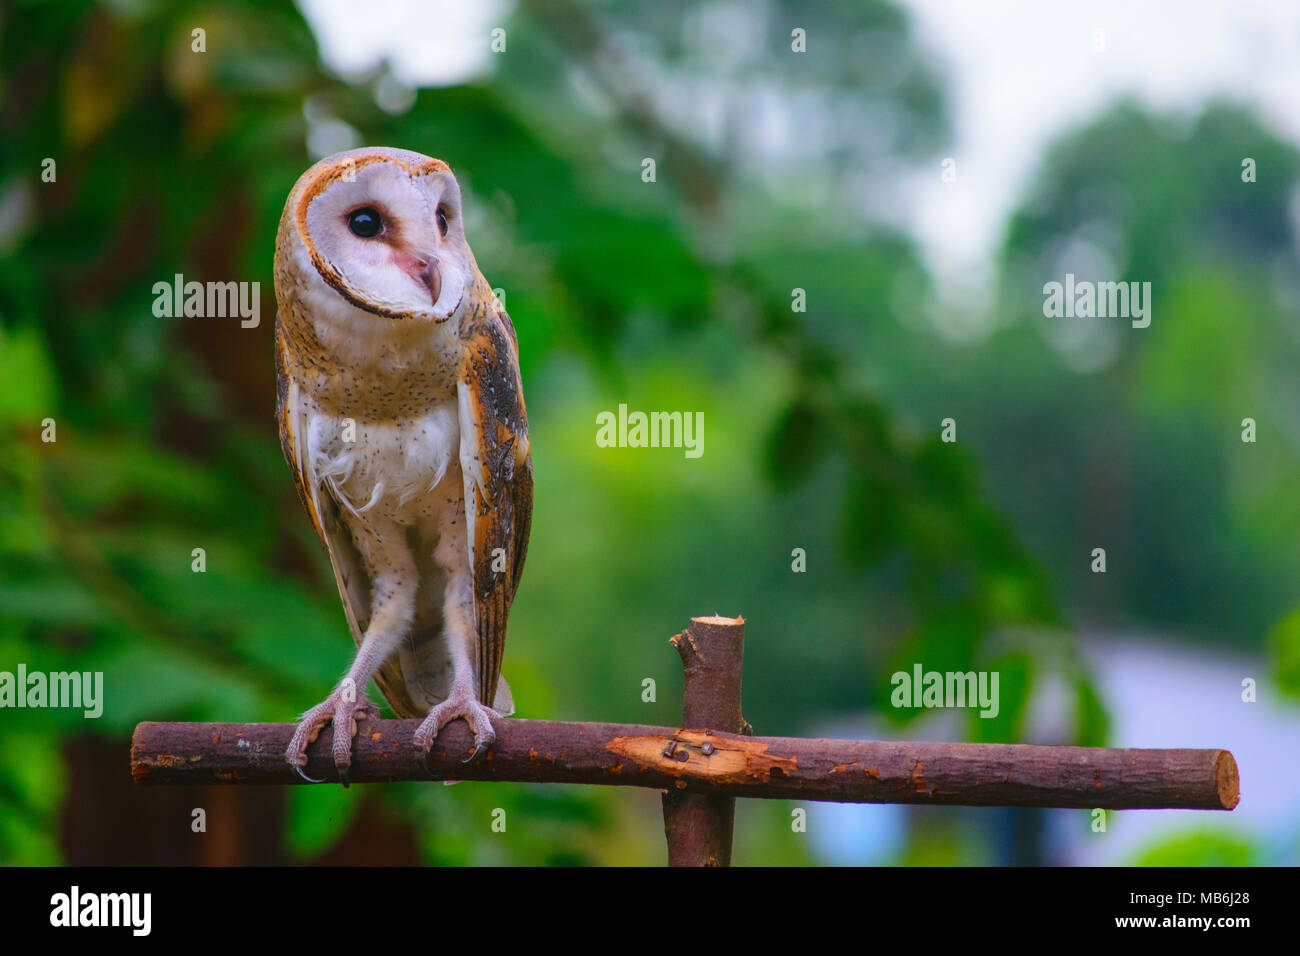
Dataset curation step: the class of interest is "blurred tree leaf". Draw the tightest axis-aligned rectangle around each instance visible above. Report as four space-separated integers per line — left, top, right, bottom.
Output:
1130 829 1259 867
285 785 364 859
764 398 828 491
1268 607 1300 700
0 328 55 425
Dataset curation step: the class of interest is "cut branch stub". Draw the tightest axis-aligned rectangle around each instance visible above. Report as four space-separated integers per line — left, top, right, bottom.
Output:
662 615 747 867
671 614 751 735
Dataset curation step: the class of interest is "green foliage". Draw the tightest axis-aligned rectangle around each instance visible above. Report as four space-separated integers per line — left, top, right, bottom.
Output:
1268 608 1300 701
285 784 364 860
1130 829 1259 867
0 0 1074 865
10 0 1288 867
974 101 1300 648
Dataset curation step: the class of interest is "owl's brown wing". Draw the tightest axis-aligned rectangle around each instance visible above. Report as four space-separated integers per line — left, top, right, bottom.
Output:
457 306 533 708
275 324 422 717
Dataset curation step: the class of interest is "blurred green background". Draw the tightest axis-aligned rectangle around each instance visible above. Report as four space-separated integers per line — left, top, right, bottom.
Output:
1 0 1298 865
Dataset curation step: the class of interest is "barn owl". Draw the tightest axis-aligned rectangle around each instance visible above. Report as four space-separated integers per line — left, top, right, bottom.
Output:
273 147 532 783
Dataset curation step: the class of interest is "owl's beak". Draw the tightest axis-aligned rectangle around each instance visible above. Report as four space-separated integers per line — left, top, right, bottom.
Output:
394 249 442 306
419 258 442 305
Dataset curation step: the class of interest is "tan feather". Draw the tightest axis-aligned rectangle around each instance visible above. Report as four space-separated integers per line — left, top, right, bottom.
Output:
457 288 533 708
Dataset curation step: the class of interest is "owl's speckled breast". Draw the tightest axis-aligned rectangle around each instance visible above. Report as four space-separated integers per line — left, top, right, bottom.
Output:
296 347 460 423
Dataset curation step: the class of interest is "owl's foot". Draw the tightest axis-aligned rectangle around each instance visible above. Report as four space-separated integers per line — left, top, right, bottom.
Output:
414 687 498 764
286 684 380 786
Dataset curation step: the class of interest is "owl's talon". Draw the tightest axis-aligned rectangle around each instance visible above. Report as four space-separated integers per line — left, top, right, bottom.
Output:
294 763 327 785
414 688 499 765
286 685 377 783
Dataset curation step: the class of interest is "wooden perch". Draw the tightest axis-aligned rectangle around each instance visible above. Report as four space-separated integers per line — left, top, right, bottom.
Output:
132 718 1239 811
130 612 1239 869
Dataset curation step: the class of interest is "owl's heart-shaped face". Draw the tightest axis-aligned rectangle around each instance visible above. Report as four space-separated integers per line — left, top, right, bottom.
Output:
293 151 473 323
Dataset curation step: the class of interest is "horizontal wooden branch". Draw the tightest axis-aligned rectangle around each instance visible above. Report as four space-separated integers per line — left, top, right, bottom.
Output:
131 718 1239 810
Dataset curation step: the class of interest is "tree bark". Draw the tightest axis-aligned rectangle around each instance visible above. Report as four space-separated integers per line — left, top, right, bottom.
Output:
132 718 1240 811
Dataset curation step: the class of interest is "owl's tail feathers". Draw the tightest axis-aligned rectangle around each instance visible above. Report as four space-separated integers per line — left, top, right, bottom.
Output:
390 627 515 717
492 674 515 716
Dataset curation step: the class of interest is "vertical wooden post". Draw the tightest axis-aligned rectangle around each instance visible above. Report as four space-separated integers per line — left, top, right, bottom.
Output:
662 615 749 866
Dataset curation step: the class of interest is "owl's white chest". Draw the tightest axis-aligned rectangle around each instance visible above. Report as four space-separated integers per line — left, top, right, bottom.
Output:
305 404 461 522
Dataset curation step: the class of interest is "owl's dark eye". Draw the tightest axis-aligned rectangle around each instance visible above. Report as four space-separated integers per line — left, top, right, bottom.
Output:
436 206 449 237
347 207 383 238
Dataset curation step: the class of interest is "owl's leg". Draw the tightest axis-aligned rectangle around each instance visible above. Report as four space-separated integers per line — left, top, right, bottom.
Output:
286 518 416 785
413 527 500 763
